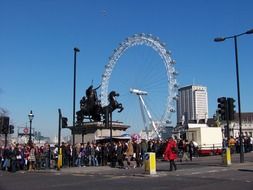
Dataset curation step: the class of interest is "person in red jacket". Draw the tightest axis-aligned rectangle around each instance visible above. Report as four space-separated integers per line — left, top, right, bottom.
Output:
164 137 177 171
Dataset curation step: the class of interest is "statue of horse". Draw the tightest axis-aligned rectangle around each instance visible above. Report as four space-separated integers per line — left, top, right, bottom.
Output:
76 85 102 125
107 91 124 113
76 86 124 125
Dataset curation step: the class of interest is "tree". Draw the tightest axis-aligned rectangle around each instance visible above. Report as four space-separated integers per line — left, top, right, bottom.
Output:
0 107 9 117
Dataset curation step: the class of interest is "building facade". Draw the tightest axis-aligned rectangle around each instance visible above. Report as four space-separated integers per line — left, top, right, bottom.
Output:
228 112 253 138
177 85 208 124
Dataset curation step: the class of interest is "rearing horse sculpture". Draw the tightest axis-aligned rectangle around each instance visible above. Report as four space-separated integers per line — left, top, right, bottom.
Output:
106 91 124 113
76 85 124 125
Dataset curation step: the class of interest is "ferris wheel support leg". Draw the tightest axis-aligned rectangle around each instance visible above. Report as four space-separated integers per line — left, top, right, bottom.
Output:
139 95 162 140
138 96 149 140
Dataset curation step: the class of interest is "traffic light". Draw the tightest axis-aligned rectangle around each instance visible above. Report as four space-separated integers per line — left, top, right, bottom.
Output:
9 125 14 134
0 116 9 127
2 125 9 134
0 117 9 134
62 117 68 128
217 97 227 121
227 98 235 121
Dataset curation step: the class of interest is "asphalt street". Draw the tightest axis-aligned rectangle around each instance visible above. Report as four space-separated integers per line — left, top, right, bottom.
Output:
0 152 252 190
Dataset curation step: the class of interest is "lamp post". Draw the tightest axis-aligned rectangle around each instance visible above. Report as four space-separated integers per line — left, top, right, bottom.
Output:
28 110 34 145
214 28 253 163
73 47 80 146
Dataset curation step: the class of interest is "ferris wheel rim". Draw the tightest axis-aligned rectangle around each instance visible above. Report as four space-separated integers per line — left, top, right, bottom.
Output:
100 33 178 125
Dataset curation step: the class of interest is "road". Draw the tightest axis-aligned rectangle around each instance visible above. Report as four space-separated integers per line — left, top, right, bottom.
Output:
0 153 252 190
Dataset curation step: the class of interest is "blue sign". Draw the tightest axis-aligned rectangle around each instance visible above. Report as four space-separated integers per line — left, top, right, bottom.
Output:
145 154 149 160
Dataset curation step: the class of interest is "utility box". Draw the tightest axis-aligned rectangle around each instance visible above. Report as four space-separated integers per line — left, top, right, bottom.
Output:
144 152 156 175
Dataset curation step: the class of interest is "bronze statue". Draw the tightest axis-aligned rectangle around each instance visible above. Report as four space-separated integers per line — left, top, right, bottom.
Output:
107 91 123 113
76 85 123 125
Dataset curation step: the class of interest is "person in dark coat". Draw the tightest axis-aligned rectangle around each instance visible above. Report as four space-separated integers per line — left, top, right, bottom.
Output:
133 141 141 168
116 141 124 168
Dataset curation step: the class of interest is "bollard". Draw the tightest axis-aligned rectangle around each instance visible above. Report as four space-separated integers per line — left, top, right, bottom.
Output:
144 152 156 175
57 148 62 170
223 147 231 166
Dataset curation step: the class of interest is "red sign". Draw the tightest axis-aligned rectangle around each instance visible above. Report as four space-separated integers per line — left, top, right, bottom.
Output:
23 127 28 134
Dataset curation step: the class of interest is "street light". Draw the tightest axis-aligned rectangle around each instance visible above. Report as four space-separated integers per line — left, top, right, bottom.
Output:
73 47 80 146
28 110 34 145
214 28 253 163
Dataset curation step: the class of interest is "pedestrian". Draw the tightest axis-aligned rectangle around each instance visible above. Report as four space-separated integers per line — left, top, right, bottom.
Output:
140 139 147 165
133 141 141 168
229 136 236 154
2 146 11 171
44 144 51 169
28 145 36 171
116 141 124 168
90 143 98 166
189 140 194 161
101 143 108 166
164 137 177 171
9 144 17 172
125 140 134 169
183 139 190 161
177 139 184 162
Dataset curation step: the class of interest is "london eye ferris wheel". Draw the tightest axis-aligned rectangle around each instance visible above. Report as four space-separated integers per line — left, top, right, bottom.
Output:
100 33 179 137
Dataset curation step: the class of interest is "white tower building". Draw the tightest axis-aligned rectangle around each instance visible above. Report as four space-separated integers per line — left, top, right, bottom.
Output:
177 85 208 124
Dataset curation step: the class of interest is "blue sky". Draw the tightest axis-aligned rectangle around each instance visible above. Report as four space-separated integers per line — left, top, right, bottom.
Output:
1 0 253 139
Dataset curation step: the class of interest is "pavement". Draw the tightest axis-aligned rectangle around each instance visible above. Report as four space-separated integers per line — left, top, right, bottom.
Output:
34 152 253 177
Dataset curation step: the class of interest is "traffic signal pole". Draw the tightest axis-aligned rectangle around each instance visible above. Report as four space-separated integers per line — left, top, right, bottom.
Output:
225 102 230 145
57 109 62 170
72 47 80 147
224 98 231 166
234 37 244 163
214 29 253 162
217 97 237 166
4 133 7 148
58 109 62 153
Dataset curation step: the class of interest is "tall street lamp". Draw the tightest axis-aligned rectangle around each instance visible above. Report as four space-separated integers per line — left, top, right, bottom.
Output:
28 110 34 145
73 47 80 146
214 28 253 163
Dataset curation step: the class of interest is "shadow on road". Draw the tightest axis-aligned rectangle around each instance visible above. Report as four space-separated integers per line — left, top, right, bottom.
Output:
238 169 253 172
178 163 200 166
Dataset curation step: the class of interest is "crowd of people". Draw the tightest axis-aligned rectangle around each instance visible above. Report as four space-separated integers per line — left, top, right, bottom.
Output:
228 136 253 154
0 139 165 172
0 135 252 173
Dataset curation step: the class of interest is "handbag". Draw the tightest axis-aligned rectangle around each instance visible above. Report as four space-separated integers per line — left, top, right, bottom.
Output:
172 146 178 153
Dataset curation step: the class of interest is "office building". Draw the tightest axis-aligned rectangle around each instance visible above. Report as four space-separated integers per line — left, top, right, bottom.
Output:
177 85 208 124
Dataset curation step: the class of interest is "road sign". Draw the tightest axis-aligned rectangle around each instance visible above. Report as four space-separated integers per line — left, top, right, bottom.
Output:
23 127 28 134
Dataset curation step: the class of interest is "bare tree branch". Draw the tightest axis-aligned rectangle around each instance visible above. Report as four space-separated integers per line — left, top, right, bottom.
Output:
0 107 9 116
